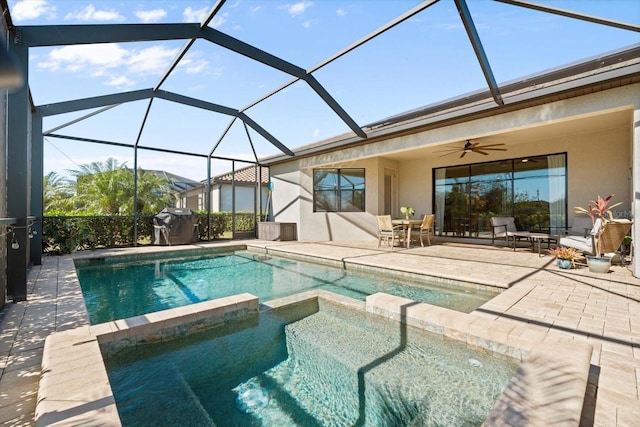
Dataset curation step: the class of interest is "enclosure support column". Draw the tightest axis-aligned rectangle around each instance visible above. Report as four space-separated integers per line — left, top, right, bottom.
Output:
632 106 640 278
6 40 30 301
206 157 211 240
133 146 139 245
30 114 43 265
231 160 236 238
256 165 261 237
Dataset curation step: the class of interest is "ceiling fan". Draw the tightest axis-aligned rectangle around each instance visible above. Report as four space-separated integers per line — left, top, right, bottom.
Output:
437 140 507 159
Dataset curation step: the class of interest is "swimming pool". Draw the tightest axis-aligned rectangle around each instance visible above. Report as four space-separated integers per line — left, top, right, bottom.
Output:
105 298 518 426
76 250 496 324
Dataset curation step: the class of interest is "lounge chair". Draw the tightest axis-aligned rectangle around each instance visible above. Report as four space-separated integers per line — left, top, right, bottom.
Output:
559 219 632 259
412 214 435 247
376 215 404 249
558 219 602 255
562 215 593 238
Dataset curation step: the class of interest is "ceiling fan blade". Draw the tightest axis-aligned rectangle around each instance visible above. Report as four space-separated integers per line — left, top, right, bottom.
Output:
435 147 463 153
475 150 490 155
459 151 467 158
438 151 458 157
474 143 505 149
480 147 508 151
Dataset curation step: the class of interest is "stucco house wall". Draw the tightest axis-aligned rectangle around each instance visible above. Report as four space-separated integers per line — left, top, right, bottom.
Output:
269 84 638 247
217 184 267 212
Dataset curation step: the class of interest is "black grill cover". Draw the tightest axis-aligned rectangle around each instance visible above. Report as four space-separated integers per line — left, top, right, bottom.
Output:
153 208 199 245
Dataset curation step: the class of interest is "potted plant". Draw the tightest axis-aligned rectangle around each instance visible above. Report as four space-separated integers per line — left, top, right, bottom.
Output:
621 235 632 256
400 206 415 220
548 246 581 269
574 194 622 273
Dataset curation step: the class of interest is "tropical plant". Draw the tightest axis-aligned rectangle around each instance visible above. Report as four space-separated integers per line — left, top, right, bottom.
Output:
43 171 75 213
67 158 175 215
574 194 624 258
548 246 581 260
574 194 622 226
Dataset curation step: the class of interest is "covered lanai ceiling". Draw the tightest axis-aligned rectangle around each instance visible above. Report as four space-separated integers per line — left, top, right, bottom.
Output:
7 0 640 181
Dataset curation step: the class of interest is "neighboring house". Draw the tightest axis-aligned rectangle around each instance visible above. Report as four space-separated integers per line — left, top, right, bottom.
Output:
261 45 640 275
146 170 201 209
182 165 270 213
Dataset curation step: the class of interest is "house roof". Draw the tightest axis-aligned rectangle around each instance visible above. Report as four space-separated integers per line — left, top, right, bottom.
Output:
146 170 201 192
204 165 269 185
260 43 640 166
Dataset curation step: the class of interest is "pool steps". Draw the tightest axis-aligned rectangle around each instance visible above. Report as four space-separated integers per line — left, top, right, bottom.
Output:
366 292 592 427
36 290 591 426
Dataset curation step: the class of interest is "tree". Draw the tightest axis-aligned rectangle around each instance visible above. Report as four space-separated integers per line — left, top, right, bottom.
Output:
67 158 176 215
43 171 74 213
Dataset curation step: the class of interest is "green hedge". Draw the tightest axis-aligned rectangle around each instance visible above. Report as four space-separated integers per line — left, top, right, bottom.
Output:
42 212 261 255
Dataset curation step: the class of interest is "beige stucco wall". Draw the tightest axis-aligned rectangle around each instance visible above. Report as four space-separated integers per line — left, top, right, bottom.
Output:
270 83 639 246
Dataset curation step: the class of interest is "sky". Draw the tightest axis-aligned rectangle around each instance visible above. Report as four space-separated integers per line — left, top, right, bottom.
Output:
7 0 640 182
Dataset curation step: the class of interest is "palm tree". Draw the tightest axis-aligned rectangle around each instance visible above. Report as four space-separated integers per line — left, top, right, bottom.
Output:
67 158 175 215
43 171 74 213
121 168 176 215
69 158 129 214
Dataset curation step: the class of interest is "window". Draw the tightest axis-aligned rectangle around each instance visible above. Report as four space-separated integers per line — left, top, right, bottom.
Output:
434 154 567 237
313 168 365 212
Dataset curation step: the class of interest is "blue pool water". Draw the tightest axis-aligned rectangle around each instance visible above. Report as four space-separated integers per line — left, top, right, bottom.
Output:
76 250 495 324
105 299 518 426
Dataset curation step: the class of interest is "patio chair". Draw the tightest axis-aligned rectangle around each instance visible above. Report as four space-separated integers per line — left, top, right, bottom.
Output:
558 218 602 255
598 219 633 264
376 215 404 249
412 214 435 247
558 219 632 260
490 216 523 246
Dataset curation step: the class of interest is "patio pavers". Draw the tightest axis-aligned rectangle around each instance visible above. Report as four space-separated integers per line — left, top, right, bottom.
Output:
0 239 638 426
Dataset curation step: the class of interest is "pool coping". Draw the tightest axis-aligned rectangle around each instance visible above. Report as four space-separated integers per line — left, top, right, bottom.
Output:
35 289 591 426
245 245 508 292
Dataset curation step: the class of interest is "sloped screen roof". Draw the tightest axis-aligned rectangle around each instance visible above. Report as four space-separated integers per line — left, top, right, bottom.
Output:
6 0 639 181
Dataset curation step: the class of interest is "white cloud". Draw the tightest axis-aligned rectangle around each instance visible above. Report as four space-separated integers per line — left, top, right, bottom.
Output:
134 9 167 23
64 4 125 22
183 6 209 22
188 84 206 93
11 0 56 21
127 45 180 75
288 2 313 17
38 44 128 72
336 8 347 17
175 51 209 75
106 75 135 88
250 6 262 13
183 59 209 74
209 14 227 28
303 20 311 29
312 129 320 137
36 43 201 87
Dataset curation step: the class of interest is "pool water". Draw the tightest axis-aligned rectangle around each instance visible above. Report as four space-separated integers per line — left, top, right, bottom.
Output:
76 250 495 324
105 299 518 426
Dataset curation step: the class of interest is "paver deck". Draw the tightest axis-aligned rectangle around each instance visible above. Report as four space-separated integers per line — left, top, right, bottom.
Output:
0 239 638 426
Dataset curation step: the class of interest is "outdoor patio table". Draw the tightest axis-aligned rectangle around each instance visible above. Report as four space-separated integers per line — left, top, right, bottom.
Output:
392 219 423 248
511 231 557 256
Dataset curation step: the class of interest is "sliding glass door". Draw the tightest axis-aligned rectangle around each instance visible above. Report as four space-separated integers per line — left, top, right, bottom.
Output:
433 153 567 238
